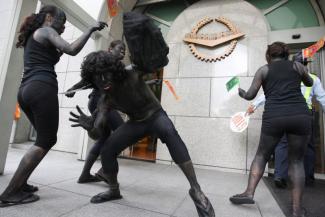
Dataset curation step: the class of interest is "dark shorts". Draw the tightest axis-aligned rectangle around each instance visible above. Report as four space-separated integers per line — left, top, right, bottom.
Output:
262 114 311 137
18 80 58 150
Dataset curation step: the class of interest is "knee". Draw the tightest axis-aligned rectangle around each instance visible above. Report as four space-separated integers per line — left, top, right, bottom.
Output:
254 153 269 163
35 135 57 150
158 124 178 143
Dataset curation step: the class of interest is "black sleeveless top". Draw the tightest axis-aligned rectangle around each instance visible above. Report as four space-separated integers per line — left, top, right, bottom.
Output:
22 35 61 87
262 60 310 119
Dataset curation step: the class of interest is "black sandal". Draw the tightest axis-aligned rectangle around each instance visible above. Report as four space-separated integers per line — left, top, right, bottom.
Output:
229 194 255 205
90 190 122 204
0 192 40 208
189 188 215 217
22 183 39 193
77 174 101 184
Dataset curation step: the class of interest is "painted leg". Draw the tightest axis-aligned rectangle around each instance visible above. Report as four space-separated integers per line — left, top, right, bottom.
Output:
0 146 48 206
90 171 122 203
178 160 215 217
287 134 309 217
230 133 280 205
78 153 100 183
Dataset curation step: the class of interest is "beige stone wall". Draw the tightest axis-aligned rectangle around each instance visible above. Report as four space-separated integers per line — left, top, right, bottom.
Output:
157 0 268 173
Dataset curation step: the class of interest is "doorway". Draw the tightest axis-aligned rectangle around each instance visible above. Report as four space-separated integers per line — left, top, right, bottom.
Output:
119 70 163 162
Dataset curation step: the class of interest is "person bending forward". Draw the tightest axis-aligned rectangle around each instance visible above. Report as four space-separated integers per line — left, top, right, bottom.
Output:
70 51 215 217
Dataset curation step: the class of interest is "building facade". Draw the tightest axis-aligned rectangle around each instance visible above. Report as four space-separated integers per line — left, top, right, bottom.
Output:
0 0 324 175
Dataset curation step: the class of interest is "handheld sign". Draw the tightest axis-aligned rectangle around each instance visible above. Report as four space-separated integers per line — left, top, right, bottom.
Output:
108 0 118 17
303 38 324 58
230 112 249 133
226 76 239 92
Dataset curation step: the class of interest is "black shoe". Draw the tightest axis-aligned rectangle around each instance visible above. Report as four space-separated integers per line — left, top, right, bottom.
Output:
274 177 287 189
229 194 255 205
90 189 122 203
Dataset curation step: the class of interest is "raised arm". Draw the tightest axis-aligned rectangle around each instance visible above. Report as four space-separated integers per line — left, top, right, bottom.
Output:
238 65 268 100
65 79 92 98
293 61 313 87
33 22 107 56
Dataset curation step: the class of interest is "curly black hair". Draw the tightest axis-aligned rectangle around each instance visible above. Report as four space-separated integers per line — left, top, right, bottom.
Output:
81 51 126 83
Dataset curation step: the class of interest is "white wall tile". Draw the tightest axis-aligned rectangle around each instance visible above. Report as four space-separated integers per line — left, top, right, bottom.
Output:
175 116 247 170
54 108 85 153
67 40 95 72
161 78 211 117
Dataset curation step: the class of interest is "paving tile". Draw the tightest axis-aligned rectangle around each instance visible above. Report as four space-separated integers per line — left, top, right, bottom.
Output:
173 193 261 217
0 187 89 217
0 147 284 217
61 202 169 217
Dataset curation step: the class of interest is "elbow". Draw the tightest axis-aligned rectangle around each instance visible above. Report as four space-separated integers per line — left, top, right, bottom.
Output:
63 47 78 56
305 80 313 87
244 92 257 101
245 95 255 101
67 51 78 56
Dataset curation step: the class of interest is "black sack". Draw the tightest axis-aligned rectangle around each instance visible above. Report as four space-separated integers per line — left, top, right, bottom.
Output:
123 12 169 73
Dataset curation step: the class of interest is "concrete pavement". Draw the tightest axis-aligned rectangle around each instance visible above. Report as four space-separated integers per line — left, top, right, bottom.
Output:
0 146 285 217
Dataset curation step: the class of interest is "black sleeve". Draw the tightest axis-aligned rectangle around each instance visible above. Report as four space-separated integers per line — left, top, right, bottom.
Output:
238 65 268 100
293 61 313 87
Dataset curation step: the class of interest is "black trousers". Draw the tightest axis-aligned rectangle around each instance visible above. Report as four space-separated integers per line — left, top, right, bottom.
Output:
89 109 124 156
101 109 191 173
87 89 124 156
17 81 59 150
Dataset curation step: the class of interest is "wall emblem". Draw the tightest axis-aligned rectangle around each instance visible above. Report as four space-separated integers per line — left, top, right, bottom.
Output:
183 17 245 62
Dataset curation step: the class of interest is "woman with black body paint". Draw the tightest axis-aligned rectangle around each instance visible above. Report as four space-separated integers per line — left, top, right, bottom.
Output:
69 51 215 217
229 42 313 217
0 5 106 207
65 40 125 183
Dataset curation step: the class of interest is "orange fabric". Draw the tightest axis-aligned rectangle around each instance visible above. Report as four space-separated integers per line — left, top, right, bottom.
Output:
303 38 324 58
163 80 180 101
14 103 21 120
107 0 118 17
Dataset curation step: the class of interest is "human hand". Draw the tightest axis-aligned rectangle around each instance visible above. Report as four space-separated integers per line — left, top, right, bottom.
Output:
69 105 94 130
238 88 246 98
65 89 76 98
92 21 108 32
246 104 255 115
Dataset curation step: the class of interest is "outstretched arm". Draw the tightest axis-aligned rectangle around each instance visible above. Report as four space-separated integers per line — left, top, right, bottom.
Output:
34 22 107 56
65 79 92 98
238 65 267 100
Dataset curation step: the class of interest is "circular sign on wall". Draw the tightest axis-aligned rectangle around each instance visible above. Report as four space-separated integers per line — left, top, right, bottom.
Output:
183 17 245 62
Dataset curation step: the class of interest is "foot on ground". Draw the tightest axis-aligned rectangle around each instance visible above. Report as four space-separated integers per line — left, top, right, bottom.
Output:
229 193 255 205
189 188 215 217
78 174 101 184
90 189 122 203
0 191 39 208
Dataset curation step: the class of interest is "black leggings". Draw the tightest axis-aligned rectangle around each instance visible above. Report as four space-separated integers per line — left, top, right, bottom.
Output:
247 114 311 215
89 109 124 156
101 109 191 173
87 90 124 156
17 81 59 150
